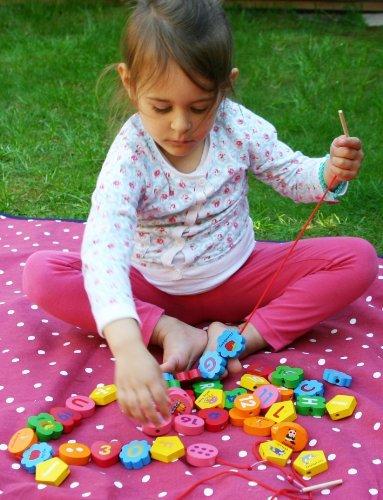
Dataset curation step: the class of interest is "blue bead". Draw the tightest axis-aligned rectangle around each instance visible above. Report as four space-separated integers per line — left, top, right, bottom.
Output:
216 329 246 359
323 369 352 387
294 379 324 397
198 351 227 379
119 440 151 469
21 443 54 473
162 372 175 381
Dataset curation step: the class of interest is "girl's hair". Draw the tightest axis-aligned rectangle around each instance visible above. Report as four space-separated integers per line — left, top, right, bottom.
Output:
98 0 234 134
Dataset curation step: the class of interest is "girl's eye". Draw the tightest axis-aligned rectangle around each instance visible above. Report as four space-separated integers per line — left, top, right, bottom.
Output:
153 107 171 113
191 107 208 114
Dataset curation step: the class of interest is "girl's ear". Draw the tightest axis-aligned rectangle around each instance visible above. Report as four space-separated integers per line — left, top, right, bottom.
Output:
117 62 133 99
230 67 239 84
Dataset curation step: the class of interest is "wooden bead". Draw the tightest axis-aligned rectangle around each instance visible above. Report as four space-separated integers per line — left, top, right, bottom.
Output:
294 379 324 397
224 388 247 409
142 417 173 437
58 442 91 466
120 440 151 469
253 384 281 411
8 427 37 458
326 394 357 420
245 363 274 378
49 407 82 434
265 400 296 423
168 388 193 416
271 422 309 451
35 457 70 486
293 450 328 477
21 443 54 473
91 440 122 467
270 365 304 389
195 389 225 410
174 414 205 435
277 387 294 401
228 407 247 426
216 329 246 358
240 374 268 391
89 384 117 406
27 413 63 441
296 395 327 416
259 439 293 466
150 436 185 463
198 408 229 432
323 368 352 387
198 351 227 379
233 393 261 417
65 395 95 418
192 380 223 397
243 416 274 436
186 443 218 467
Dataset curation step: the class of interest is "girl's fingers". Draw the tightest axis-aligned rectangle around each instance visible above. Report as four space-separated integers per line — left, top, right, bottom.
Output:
125 389 148 424
331 157 358 171
331 147 359 161
150 383 171 420
137 386 163 425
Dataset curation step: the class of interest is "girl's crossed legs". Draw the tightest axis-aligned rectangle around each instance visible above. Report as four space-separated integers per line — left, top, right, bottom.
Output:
23 236 377 372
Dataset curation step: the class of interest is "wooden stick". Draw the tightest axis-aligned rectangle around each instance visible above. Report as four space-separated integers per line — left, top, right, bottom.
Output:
301 478 343 493
338 110 350 137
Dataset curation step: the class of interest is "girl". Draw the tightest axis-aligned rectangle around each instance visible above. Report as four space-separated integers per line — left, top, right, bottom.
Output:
23 0 377 426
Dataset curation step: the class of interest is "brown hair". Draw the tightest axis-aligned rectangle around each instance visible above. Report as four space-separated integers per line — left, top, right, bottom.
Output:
98 0 234 133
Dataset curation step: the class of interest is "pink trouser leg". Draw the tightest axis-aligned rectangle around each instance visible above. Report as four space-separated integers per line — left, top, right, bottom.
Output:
23 236 377 350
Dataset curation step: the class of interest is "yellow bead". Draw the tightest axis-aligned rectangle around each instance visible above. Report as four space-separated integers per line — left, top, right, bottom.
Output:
293 450 328 477
259 440 293 466
150 436 185 463
240 374 269 391
89 384 117 406
326 394 357 420
195 389 225 409
265 400 296 423
35 457 70 486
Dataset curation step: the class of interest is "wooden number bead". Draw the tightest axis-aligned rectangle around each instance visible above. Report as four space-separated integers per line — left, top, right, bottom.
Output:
142 417 173 437
197 408 229 432
253 384 281 411
174 414 205 435
35 457 70 486
186 443 218 467
49 407 82 433
243 416 274 436
65 395 96 418
8 427 37 458
271 422 309 451
120 440 151 469
91 441 122 467
21 443 54 473
168 388 193 416
234 393 261 417
58 442 91 466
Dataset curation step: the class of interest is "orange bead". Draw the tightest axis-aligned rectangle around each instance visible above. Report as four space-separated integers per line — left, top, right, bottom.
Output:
228 407 247 426
278 387 294 401
233 393 261 417
8 428 38 458
243 416 274 436
271 422 309 451
58 442 91 466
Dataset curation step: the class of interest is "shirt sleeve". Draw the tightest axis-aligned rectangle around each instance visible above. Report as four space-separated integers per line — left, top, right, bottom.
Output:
81 127 145 336
246 111 348 203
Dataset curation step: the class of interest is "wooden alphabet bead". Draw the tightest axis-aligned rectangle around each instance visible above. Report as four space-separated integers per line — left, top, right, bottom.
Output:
195 389 225 410
142 417 173 437
216 329 246 358
234 393 261 417
296 395 327 417
89 384 117 406
8 427 37 458
192 380 223 397
35 457 70 486
150 436 185 463
265 400 296 423
293 450 328 477
259 439 293 466
197 408 229 432
243 416 274 436
198 351 227 379
65 395 96 418
174 414 205 435
323 369 352 387
120 440 151 469
270 365 304 389
240 374 268 391
224 388 247 409
271 422 309 451
58 442 91 466
326 394 357 420
186 443 218 467
27 413 63 441
91 440 122 467
49 407 82 434
21 443 54 473
168 387 193 416
253 384 281 411
294 379 324 398
245 363 274 378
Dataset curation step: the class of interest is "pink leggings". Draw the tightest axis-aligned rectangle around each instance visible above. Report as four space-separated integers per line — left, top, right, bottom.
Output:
23 237 377 351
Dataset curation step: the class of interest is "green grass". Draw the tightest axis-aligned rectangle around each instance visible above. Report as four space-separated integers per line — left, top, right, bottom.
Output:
1 1 382 252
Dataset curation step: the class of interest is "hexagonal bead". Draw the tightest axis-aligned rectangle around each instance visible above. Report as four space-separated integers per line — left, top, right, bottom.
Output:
35 457 70 486
89 384 117 405
326 394 357 420
293 450 328 477
198 351 227 379
150 436 185 463
259 440 293 466
216 329 246 358
323 369 352 387
195 389 225 410
294 379 324 398
296 395 327 417
120 440 151 469
270 365 304 389
240 374 269 391
265 400 296 423
193 380 223 397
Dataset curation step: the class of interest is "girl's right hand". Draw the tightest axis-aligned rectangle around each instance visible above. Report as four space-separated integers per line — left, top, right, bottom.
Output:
115 343 170 425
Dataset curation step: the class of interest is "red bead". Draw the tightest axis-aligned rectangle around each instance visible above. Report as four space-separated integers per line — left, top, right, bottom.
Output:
91 440 122 467
197 408 229 432
49 407 82 433
246 363 275 378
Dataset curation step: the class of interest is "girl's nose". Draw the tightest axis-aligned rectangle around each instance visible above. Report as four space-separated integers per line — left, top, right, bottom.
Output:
170 113 192 133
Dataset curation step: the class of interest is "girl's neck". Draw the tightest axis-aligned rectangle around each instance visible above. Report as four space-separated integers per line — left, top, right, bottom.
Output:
158 138 207 174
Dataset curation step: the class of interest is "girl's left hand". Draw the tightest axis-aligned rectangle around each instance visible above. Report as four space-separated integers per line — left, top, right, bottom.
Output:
324 135 364 188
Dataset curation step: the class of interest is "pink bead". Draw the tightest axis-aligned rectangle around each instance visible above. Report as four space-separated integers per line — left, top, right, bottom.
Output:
65 395 96 418
186 443 218 467
168 388 193 416
141 417 172 437
174 414 204 435
253 384 281 411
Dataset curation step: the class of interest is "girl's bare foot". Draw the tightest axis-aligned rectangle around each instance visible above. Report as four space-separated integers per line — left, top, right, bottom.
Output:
205 321 268 375
151 315 208 373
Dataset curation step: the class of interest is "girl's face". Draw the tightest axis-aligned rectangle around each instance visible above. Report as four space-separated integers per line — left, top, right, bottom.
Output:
120 60 223 169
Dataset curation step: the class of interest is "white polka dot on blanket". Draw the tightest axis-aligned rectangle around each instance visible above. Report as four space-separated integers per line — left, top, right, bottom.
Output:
321 489 331 495
369 489 379 496
221 435 230 441
81 492 91 497
348 468 358 475
317 359 326 365
352 443 361 448
238 450 247 457
248 481 257 487
374 422 381 430
0 444 7 451
373 372 381 379
70 482 80 488
141 475 150 483
158 492 167 497
203 488 214 496
85 368 93 373
349 318 357 324
327 454 336 461
309 439 317 446
354 411 363 419
279 357 287 364
372 459 381 465
114 482 123 489
60 371 68 376
37 484 47 490
6 398 14 404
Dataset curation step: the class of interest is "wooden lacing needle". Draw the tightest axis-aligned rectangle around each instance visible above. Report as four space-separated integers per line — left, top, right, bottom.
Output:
338 109 350 137
301 478 343 493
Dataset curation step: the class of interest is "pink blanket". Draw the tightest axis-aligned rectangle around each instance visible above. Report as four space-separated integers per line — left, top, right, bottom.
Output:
0 213 382 499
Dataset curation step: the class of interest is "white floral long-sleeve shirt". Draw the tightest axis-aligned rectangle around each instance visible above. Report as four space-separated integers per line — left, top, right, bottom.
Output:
81 99 346 335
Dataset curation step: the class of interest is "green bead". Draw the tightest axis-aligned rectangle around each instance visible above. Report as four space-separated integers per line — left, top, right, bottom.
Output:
296 395 327 416
192 380 223 397
224 388 247 409
270 365 304 389
167 379 181 388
